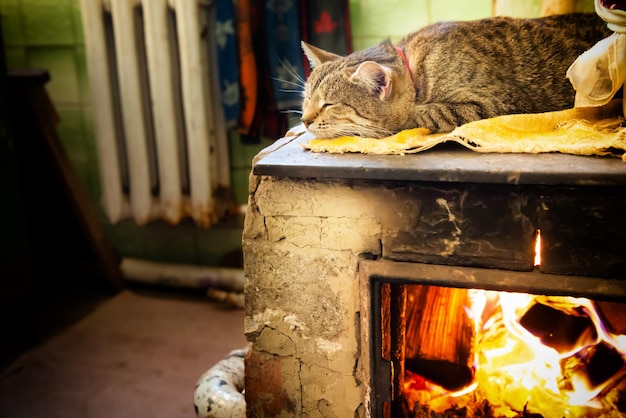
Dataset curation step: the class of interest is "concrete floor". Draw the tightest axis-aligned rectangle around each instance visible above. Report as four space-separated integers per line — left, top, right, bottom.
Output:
0 285 248 418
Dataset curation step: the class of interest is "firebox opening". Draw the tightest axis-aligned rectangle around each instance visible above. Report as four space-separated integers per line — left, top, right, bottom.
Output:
372 278 626 418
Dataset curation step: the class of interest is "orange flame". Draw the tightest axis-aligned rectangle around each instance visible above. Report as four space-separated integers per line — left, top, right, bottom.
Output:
402 289 626 416
534 229 541 266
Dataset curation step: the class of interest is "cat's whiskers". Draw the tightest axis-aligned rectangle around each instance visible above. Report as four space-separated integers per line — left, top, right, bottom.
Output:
272 77 304 90
277 88 304 94
279 58 306 85
275 58 306 90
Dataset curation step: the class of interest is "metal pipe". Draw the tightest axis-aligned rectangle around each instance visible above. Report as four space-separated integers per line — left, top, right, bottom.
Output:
120 257 244 292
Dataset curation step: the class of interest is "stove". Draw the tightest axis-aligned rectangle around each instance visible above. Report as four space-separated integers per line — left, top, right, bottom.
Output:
242 131 626 417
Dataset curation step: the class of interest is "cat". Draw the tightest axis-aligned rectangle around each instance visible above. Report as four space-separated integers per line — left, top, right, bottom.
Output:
300 13 612 138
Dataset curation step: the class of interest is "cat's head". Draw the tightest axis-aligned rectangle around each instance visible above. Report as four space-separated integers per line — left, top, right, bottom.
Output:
300 41 415 139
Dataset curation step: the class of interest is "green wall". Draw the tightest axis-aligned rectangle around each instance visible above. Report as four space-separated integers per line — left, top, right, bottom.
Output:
1 0 98 202
350 0 492 50
0 0 577 266
0 0 273 210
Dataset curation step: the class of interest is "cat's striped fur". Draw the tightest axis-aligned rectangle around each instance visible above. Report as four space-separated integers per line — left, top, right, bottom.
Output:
301 13 611 138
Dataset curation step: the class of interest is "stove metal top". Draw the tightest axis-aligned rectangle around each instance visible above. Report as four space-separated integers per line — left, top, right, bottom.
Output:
254 132 626 186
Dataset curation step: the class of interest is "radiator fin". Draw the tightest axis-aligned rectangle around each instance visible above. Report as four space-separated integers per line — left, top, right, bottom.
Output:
80 0 231 227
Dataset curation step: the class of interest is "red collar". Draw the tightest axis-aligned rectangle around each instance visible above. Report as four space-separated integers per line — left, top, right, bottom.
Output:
395 46 413 83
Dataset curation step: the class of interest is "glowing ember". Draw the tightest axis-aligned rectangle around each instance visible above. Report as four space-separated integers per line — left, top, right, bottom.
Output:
402 290 626 417
534 230 541 267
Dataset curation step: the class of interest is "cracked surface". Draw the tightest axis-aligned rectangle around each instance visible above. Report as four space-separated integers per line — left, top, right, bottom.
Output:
242 175 535 416
243 176 372 417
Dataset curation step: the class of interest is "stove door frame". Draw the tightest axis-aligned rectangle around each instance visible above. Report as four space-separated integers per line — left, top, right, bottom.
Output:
358 258 626 418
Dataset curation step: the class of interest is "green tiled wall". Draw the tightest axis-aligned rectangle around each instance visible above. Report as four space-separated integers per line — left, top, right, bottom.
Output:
0 0 590 265
1 0 99 205
349 0 494 50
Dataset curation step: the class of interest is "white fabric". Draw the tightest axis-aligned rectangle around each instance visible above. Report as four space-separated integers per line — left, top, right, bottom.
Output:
566 0 626 110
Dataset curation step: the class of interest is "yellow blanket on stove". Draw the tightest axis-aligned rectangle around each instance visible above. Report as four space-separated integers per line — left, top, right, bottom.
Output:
303 100 626 161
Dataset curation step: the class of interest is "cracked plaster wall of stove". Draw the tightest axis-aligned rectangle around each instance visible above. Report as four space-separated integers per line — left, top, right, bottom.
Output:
241 180 533 416
243 175 386 417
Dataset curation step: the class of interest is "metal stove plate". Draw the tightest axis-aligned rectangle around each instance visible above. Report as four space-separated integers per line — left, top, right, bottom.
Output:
254 133 626 186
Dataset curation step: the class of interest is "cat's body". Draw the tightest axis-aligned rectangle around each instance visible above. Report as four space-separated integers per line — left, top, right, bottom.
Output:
301 13 612 138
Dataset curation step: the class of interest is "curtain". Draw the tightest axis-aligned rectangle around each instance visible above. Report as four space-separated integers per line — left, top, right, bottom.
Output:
212 0 352 143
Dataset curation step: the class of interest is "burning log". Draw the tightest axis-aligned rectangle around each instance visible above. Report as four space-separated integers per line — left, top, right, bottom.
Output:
401 290 626 417
518 301 597 354
404 285 475 391
561 341 625 396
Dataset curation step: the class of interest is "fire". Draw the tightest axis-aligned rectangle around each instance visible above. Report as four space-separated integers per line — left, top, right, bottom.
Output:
402 289 626 417
534 229 541 266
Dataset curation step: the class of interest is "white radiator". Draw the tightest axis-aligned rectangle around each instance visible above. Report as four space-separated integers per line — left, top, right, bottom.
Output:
80 0 231 227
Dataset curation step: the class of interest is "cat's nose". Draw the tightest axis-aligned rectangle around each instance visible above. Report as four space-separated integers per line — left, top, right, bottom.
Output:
301 118 312 128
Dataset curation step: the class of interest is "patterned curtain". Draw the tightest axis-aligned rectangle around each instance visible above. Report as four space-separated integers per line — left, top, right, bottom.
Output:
214 0 240 129
301 0 352 77
211 0 352 143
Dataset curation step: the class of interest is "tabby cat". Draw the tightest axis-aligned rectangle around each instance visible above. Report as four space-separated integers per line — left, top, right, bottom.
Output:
300 13 611 138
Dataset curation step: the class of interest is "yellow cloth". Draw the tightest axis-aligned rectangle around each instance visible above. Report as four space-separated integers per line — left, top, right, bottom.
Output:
303 100 626 161
566 0 626 114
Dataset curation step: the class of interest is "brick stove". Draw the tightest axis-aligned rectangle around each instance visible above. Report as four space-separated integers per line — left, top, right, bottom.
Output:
242 131 626 418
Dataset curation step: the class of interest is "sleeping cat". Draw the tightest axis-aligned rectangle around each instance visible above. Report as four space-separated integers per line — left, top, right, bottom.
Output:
300 13 612 138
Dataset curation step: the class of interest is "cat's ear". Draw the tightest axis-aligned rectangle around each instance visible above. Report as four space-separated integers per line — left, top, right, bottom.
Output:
351 61 393 101
301 41 341 68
